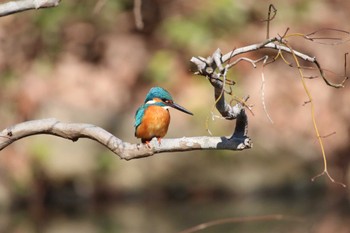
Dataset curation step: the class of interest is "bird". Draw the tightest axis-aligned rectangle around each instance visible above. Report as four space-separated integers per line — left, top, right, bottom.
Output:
134 87 193 145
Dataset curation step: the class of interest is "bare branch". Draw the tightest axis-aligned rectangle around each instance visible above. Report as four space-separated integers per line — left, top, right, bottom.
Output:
0 118 252 161
344 52 348 76
192 38 348 99
0 0 60 17
220 41 315 64
93 0 107 15
179 214 302 233
264 4 277 39
133 0 144 30
191 49 244 120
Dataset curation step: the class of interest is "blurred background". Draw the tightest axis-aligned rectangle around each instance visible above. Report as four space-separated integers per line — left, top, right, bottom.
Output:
0 0 349 232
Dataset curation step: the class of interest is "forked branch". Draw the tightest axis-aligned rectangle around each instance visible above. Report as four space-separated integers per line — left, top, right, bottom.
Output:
191 31 348 186
192 38 347 93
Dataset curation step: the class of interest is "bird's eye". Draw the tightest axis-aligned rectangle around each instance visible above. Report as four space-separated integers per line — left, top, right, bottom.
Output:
162 99 169 103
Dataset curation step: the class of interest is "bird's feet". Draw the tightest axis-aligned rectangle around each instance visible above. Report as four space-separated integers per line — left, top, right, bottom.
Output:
141 137 162 148
145 140 152 148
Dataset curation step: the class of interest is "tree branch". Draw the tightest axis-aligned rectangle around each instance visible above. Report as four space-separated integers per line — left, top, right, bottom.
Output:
0 116 252 161
0 0 60 17
191 38 348 94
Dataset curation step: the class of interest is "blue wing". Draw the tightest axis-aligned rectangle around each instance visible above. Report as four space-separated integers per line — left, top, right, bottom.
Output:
134 105 146 128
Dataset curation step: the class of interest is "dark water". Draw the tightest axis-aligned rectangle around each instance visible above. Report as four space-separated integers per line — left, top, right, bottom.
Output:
0 193 349 233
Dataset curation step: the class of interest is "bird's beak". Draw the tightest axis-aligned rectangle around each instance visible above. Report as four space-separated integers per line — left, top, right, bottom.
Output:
168 102 193 115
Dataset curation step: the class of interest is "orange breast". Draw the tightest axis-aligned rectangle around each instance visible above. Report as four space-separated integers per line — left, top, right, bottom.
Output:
135 105 170 141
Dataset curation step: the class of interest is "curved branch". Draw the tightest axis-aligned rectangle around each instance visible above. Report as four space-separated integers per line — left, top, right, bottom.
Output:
0 0 60 17
0 117 252 161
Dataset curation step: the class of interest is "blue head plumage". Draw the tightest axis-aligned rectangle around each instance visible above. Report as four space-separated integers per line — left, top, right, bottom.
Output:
144 87 173 103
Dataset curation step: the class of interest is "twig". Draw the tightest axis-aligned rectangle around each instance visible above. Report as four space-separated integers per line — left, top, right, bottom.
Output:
344 52 348 77
93 0 107 15
227 56 266 69
260 63 274 124
0 118 252 160
178 214 302 233
284 41 346 187
133 0 144 30
304 28 350 45
231 96 254 116
319 131 336 138
264 4 277 39
0 0 60 17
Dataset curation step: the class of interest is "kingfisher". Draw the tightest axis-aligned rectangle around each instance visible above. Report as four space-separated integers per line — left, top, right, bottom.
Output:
134 87 193 145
